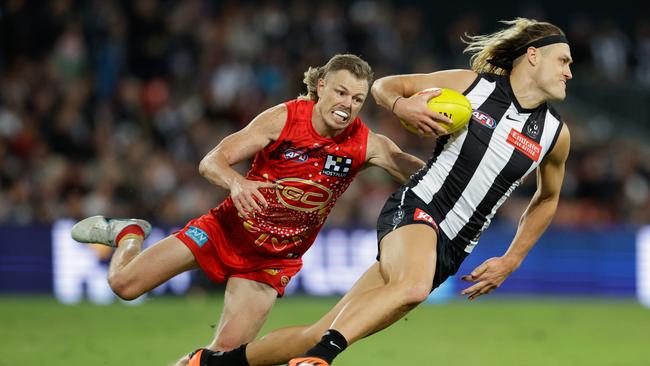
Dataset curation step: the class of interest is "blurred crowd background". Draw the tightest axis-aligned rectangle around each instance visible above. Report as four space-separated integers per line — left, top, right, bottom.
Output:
1 0 649 228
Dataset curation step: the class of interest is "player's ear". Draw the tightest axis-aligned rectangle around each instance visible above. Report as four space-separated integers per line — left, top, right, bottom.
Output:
527 47 539 66
317 78 325 99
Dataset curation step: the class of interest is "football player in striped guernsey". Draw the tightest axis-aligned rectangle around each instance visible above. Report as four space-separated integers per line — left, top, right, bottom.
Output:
198 18 572 366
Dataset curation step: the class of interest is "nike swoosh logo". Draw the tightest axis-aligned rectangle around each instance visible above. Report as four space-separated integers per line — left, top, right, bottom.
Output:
329 341 341 350
505 114 525 122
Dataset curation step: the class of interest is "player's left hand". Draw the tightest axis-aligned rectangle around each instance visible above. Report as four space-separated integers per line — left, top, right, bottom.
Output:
460 256 518 300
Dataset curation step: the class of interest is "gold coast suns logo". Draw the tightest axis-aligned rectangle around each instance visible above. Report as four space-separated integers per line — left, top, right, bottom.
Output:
276 178 333 212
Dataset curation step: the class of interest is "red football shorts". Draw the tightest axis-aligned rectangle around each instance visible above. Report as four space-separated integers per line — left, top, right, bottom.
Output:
175 212 302 296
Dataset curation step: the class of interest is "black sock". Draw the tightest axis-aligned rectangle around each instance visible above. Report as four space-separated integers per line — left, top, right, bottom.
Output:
203 344 250 366
304 329 348 364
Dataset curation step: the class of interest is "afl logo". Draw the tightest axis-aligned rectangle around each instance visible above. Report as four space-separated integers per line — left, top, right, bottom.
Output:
472 110 496 129
276 178 333 212
283 149 308 162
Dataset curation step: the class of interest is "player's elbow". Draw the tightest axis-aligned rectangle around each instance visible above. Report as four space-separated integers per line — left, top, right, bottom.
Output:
370 80 382 101
198 158 208 178
198 153 215 178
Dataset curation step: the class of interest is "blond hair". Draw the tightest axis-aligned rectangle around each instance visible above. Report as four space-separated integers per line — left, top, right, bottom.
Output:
300 54 373 101
463 18 565 75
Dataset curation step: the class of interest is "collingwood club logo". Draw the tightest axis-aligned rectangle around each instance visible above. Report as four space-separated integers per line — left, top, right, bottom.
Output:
392 209 405 226
322 155 352 177
526 121 540 139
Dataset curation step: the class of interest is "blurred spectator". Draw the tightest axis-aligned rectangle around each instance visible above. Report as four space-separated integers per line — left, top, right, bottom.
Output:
633 18 650 85
590 19 630 81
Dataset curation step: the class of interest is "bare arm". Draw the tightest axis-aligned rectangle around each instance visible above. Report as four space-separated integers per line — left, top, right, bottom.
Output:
199 104 286 215
364 131 425 184
461 124 571 300
371 69 478 136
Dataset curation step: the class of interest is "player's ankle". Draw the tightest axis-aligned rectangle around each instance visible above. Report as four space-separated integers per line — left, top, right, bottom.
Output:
304 329 347 364
115 224 145 247
194 344 249 366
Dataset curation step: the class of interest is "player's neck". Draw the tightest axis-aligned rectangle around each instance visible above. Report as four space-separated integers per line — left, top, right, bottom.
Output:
312 105 344 139
509 70 546 109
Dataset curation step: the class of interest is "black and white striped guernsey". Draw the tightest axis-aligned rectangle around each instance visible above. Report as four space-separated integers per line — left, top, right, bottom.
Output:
407 73 564 253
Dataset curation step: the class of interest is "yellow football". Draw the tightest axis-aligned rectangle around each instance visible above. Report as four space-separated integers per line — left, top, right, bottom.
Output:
400 88 473 136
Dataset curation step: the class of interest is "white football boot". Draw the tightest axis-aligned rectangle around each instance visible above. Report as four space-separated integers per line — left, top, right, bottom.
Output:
71 215 152 247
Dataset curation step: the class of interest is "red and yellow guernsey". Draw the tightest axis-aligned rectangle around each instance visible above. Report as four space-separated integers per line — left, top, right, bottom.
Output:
212 99 369 259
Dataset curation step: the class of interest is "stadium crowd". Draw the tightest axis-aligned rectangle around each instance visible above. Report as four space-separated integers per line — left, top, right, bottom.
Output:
1 0 649 227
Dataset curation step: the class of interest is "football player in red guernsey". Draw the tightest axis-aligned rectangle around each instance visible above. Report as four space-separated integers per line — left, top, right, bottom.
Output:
70 54 452 365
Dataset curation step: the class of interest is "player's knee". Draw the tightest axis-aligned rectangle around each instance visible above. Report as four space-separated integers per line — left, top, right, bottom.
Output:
108 273 143 301
394 281 432 307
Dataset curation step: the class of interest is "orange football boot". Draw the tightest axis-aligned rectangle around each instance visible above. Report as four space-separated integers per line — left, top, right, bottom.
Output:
188 349 206 366
287 356 330 366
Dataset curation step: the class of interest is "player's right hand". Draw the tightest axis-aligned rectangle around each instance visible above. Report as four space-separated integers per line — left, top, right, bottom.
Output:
394 88 453 136
229 177 277 217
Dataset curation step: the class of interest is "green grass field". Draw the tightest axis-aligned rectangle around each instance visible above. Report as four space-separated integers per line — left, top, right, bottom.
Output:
1 295 649 366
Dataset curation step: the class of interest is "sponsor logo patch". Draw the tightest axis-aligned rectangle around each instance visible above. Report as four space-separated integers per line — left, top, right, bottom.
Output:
472 110 496 129
413 208 437 229
507 128 541 161
505 114 525 123
321 155 353 177
185 226 209 247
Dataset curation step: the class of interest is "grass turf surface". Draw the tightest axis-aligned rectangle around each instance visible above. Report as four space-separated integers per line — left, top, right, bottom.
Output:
1 295 648 365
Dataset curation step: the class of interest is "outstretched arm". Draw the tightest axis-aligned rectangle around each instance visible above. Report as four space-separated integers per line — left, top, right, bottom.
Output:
461 124 571 300
364 131 425 184
371 69 477 136
199 104 286 216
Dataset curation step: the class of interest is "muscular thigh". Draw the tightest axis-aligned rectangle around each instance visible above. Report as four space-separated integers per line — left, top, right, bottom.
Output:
378 224 438 284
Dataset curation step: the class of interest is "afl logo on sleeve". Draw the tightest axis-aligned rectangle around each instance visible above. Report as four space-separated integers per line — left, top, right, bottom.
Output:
322 155 353 177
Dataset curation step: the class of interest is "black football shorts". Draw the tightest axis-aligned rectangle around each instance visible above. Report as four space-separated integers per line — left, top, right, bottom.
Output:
376 186 469 291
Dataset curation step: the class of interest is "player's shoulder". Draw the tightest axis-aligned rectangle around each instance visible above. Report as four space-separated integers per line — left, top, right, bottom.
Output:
478 72 500 82
345 116 371 142
248 103 289 138
546 103 563 122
